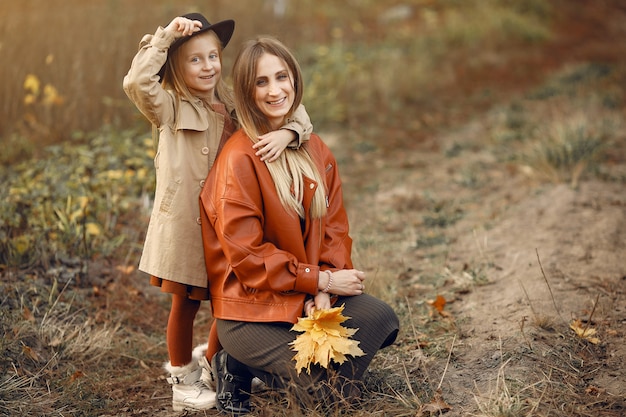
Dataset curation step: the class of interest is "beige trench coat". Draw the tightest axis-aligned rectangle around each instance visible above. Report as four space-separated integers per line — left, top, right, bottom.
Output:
123 27 311 287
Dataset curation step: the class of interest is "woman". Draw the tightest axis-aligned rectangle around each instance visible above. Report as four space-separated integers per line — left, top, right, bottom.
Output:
199 36 399 415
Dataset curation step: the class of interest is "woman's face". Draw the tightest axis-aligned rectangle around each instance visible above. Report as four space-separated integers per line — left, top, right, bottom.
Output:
179 32 222 99
254 53 295 130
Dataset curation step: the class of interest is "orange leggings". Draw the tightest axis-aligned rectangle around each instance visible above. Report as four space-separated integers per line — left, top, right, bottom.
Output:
166 294 221 366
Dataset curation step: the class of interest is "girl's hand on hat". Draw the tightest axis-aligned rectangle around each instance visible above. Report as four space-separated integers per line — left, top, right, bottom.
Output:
165 17 202 38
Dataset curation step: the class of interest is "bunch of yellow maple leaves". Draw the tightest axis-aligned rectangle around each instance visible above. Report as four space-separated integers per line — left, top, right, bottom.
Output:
290 305 365 375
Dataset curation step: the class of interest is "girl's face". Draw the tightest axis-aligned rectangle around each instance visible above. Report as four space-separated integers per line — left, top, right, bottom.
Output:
179 32 222 99
254 53 295 130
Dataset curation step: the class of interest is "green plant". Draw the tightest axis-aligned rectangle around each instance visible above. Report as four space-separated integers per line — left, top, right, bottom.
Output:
0 128 154 269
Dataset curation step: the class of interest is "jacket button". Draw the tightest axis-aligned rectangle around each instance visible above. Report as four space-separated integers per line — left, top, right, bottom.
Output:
200 180 206 187
309 183 315 189
201 147 209 155
305 268 310 273
196 217 201 225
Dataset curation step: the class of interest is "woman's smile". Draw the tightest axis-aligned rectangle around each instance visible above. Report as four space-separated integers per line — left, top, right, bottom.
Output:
266 97 287 105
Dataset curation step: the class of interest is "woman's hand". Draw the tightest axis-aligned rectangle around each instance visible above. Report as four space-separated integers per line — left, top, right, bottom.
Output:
304 292 332 316
313 291 331 311
164 16 202 38
319 269 366 296
304 298 315 316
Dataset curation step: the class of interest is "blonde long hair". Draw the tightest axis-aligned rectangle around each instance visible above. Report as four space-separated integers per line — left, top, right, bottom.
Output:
232 36 326 219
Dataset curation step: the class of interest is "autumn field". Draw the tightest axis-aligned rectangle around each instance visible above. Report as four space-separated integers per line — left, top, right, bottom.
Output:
1 1 625 416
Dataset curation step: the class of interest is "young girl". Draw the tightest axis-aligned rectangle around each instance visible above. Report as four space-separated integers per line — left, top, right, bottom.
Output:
123 13 312 412
199 36 398 415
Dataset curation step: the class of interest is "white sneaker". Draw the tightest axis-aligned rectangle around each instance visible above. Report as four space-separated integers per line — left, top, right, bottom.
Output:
165 361 216 411
198 354 216 390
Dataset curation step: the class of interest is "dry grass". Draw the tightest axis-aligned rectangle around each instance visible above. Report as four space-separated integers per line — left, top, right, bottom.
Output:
472 358 527 417
1 273 122 415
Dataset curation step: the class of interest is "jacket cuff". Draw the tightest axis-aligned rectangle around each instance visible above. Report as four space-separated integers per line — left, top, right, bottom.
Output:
281 125 302 149
293 263 320 294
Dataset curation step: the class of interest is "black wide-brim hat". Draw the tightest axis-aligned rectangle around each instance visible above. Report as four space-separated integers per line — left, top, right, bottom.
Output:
158 12 235 80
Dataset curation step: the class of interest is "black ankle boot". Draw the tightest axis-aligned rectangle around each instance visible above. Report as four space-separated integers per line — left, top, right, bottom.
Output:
211 350 252 415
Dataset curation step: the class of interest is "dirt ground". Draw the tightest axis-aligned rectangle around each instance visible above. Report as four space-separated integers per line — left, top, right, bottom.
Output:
353 131 626 415
443 180 626 412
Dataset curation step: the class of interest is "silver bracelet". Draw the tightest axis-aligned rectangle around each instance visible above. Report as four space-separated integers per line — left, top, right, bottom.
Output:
322 270 333 293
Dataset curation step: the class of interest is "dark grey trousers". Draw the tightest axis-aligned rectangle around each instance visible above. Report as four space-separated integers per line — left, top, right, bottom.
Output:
216 293 399 390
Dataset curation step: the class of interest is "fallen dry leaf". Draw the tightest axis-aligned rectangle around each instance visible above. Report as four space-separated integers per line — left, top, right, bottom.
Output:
569 319 600 344
290 304 365 375
416 389 452 416
585 385 606 396
428 295 446 312
22 344 40 362
22 306 35 322
427 295 452 318
69 370 85 383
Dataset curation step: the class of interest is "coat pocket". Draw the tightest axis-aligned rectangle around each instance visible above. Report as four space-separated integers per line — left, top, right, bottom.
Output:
159 180 179 215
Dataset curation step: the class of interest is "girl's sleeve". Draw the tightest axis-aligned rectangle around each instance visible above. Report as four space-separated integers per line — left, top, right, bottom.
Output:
283 104 313 148
122 27 177 127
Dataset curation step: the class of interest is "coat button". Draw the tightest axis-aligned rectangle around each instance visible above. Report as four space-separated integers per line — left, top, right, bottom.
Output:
305 268 310 273
196 217 201 225
201 147 209 155
200 180 206 187
309 183 315 189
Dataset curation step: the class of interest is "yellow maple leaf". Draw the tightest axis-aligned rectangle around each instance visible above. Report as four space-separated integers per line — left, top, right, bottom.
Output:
569 319 600 344
290 304 365 375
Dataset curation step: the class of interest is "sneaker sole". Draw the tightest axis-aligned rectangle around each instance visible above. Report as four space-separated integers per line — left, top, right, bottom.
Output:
172 399 216 412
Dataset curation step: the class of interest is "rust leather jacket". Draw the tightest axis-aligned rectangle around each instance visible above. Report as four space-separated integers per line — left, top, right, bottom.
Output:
200 130 353 324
